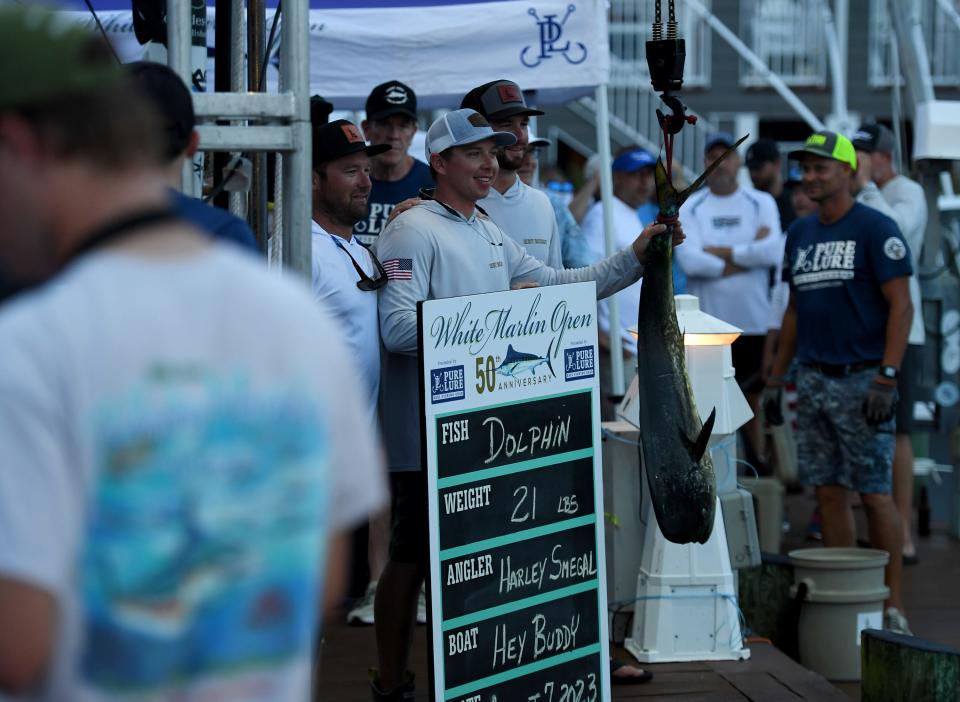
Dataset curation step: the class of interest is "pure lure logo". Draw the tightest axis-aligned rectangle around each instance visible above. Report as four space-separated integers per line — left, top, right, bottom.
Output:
521 4 588 68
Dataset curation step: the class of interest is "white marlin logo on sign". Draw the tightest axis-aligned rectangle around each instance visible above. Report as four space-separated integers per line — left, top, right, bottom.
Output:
521 5 588 67
385 85 408 104
496 340 556 378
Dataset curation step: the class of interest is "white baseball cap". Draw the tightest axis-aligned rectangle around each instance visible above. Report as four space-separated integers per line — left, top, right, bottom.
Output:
528 129 551 148
425 108 516 161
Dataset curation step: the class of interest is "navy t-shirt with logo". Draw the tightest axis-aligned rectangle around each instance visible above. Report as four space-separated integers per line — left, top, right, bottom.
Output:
785 202 912 366
353 159 434 245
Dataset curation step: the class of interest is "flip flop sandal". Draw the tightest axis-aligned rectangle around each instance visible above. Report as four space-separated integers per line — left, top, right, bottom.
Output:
610 657 653 685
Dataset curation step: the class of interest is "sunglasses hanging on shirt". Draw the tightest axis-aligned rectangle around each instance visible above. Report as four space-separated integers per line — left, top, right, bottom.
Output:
331 236 388 291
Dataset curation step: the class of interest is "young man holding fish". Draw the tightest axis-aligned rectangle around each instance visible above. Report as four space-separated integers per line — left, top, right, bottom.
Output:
368 108 680 700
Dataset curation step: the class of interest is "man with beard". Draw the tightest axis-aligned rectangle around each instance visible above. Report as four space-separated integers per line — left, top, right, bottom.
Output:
460 79 562 266
677 132 784 468
311 117 391 423
310 119 392 627
354 81 434 246
746 138 797 231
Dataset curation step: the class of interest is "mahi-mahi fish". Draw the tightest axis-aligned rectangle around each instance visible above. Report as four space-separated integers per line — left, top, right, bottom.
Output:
636 136 747 544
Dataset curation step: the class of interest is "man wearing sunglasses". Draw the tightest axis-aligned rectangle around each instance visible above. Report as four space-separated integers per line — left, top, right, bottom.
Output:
311 119 391 424
310 118 393 633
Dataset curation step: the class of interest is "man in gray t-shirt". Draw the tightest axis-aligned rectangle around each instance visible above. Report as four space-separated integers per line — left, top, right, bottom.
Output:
369 108 681 700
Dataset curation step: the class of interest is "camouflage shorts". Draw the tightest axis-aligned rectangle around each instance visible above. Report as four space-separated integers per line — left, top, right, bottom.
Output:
795 366 896 494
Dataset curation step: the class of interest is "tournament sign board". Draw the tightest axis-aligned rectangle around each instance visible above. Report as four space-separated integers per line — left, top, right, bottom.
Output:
417 282 610 702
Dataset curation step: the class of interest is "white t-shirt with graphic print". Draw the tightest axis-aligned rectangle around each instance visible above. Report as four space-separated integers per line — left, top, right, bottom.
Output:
0 244 385 702
677 186 784 335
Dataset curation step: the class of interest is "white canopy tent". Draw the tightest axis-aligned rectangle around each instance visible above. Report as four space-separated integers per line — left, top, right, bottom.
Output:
65 0 630 391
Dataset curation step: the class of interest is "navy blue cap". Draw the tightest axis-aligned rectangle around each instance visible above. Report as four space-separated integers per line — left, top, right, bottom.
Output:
705 132 736 153
612 148 656 173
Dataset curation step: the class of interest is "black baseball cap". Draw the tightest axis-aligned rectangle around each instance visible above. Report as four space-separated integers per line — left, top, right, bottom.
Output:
365 81 418 121
851 123 895 154
745 138 781 168
313 119 390 166
128 61 195 161
460 79 544 120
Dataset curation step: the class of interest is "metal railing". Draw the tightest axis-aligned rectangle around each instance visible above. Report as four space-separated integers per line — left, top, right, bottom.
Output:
869 0 960 88
609 0 712 88
739 0 827 87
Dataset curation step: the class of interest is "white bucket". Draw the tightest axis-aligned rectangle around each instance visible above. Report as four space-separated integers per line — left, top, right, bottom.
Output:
789 547 890 681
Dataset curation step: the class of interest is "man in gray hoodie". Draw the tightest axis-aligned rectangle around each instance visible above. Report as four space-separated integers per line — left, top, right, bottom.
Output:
369 108 679 700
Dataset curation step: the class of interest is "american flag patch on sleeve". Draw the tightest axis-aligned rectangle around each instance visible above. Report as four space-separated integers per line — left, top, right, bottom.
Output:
383 258 413 280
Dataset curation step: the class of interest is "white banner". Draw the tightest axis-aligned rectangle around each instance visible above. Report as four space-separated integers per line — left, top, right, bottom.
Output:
64 1 608 109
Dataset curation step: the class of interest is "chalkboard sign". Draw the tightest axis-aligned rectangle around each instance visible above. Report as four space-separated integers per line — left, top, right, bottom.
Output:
418 282 610 702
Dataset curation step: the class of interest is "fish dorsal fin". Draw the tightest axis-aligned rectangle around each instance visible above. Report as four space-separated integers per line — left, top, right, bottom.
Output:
693 408 717 461
506 344 516 356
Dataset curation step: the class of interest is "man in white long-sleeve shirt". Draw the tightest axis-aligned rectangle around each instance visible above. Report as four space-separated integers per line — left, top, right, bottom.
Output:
853 123 928 565
369 108 678 701
677 132 784 463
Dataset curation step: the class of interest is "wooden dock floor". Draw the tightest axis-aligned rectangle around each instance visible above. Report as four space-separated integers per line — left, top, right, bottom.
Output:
315 491 960 701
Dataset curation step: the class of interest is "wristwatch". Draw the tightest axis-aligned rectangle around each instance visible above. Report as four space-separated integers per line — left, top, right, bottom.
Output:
878 365 899 380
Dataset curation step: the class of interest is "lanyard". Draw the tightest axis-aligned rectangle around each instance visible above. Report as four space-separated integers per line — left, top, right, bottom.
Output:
328 234 388 291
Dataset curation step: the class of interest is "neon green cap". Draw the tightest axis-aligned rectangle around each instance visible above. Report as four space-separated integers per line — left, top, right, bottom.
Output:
787 131 858 170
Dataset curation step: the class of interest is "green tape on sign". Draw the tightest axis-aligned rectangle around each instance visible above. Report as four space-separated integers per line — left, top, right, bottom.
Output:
439 514 596 561
437 447 594 489
442 579 599 631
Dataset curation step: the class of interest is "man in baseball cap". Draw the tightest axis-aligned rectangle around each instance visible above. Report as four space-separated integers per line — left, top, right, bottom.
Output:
369 107 680 700
851 122 928 568
676 131 784 469
746 138 797 231
787 130 858 169
581 144 660 419
128 61 258 253
459 80 562 265
354 81 434 246
766 128 914 635
0 8 388 699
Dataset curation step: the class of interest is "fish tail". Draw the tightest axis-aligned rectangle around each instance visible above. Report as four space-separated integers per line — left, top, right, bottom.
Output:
546 338 555 377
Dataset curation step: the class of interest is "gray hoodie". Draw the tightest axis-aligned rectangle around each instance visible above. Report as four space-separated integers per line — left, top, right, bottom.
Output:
374 198 643 471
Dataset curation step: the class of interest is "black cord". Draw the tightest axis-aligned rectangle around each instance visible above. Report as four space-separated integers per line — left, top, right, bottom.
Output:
259 1 282 92
84 0 122 64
